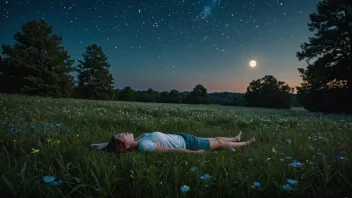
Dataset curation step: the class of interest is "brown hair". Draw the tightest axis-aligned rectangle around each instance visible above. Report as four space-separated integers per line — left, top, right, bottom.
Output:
107 135 124 153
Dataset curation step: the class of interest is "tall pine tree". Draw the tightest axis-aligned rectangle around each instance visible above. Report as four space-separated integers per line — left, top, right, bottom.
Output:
1 19 75 97
296 0 352 113
76 44 114 100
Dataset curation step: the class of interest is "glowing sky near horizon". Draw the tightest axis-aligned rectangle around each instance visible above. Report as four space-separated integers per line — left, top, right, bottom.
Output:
0 0 321 93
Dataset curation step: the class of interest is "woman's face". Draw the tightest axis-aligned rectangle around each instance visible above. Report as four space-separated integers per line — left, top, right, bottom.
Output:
118 132 134 148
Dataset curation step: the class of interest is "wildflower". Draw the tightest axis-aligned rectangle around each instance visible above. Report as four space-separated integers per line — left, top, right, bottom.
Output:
31 148 39 154
180 185 190 193
318 136 328 141
190 167 198 171
53 180 63 185
282 183 294 191
336 156 344 160
289 161 303 168
43 176 55 183
287 139 292 144
251 181 261 189
280 158 285 162
308 145 315 151
309 161 316 165
285 156 292 159
229 148 235 152
200 174 212 180
272 148 277 153
76 134 79 137
287 179 299 185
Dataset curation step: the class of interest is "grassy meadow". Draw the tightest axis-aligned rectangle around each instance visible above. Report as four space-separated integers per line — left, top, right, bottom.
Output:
0 94 351 197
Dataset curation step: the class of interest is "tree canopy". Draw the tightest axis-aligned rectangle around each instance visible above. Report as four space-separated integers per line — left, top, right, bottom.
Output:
296 0 352 113
1 19 74 97
244 75 294 109
75 44 114 100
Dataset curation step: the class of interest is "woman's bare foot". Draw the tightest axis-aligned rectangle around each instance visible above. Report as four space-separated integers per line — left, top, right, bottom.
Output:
246 137 256 145
234 131 243 142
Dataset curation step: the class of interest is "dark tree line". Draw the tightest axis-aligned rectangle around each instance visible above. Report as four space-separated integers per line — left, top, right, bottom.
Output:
295 0 352 114
2 0 350 114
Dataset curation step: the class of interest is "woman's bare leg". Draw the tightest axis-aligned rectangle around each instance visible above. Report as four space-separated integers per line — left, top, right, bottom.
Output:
209 131 242 142
209 137 256 150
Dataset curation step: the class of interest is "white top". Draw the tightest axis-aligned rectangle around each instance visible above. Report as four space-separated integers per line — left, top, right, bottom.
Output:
138 132 186 152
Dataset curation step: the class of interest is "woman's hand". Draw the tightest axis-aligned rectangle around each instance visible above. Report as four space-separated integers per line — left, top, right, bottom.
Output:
195 150 208 154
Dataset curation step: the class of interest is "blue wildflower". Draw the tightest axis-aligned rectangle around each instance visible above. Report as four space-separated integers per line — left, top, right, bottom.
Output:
53 180 63 186
336 156 344 160
289 161 303 168
190 167 198 171
287 139 292 144
200 174 212 180
282 183 294 191
251 181 261 189
279 152 285 155
229 148 236 152
308 146 315 151
43 176 55 183
317 152 324 156
287 179 299 185
10 127 15 131
280 158 285 162
180 185 190 193
318 136 328 141
285 156 292 159
309 161 316 165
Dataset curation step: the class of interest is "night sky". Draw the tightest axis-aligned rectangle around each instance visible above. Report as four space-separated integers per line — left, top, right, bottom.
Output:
0 0 321 93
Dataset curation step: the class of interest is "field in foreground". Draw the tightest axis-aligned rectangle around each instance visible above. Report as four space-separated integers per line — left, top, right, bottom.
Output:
0 94 351 197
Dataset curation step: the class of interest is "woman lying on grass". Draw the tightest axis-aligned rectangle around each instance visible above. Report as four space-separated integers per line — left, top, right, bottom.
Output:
91 131 256 154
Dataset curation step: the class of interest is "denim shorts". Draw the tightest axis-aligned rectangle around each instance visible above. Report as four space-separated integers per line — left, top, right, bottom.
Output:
176 133 210 151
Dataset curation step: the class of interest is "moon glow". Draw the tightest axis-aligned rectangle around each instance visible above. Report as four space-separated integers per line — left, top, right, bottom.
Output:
249 60 257 67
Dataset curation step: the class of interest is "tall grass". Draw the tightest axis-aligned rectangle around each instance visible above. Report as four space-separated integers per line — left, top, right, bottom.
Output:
0 94 351 197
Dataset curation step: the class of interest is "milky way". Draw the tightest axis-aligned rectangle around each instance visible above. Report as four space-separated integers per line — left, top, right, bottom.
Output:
0 0 320 92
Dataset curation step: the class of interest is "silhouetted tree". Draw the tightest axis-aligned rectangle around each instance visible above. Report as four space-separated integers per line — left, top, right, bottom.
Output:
1 19 74 97
296 0 352 113
187 84 209 104
119 86 135 101
159 91 169 103
244 75 294 109
168 89 181 103
75 44 114 100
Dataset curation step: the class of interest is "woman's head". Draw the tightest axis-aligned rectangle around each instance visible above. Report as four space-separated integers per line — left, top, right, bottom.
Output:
107 132 134 153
